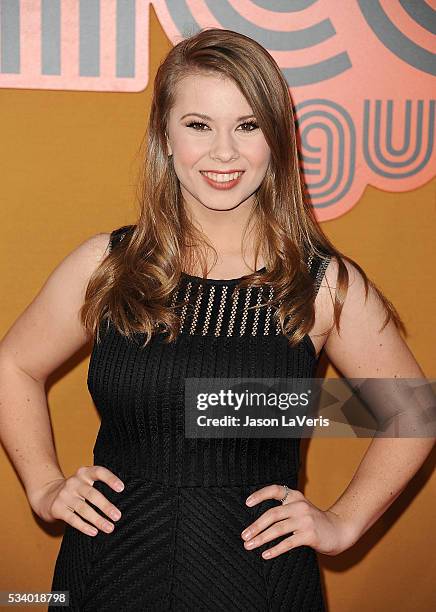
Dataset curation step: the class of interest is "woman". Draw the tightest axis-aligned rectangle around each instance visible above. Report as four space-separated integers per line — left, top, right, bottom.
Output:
0 28 433 611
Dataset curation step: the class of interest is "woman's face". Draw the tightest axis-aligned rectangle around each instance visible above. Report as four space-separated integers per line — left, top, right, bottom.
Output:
165 73 271 212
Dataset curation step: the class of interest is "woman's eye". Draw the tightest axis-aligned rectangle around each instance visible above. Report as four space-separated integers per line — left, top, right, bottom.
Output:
185 121 258 132
239 121 259 131
186 122 209 131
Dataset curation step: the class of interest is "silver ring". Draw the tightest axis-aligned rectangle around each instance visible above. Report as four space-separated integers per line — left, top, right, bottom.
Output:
279 484 290 504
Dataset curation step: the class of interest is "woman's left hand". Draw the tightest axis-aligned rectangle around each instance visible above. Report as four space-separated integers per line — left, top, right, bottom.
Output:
241 484 356 559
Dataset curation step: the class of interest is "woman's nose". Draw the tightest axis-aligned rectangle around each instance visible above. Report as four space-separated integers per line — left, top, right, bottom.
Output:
209 132 239 161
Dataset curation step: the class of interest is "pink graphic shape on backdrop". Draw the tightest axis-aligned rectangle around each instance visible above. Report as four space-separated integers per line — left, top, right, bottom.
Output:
0 0 434 220
0 0 148 91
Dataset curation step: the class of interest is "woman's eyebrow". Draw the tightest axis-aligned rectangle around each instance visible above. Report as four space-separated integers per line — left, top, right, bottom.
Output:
180 113 255 121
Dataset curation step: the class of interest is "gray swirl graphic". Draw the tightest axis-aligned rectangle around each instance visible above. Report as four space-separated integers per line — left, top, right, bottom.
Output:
399 0 436 36
251 0 317 12
363 99 435 178
165 0 351 85
358 0 436 75
296 99 356 207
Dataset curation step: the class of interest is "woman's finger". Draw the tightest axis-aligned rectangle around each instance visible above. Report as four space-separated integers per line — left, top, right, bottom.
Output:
241 504 290 540
78 465 124 493
51 465 125 537
52 486 118 536
245 483 302 507
62 508 101 537
242 499 307 541
80 482 123 522
71 496 119 534
243 517 296 551
261 533 306 560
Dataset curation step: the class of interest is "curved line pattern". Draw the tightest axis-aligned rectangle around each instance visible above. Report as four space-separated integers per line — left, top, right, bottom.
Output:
250 0 318 13
302 116 343 195
204 0 335 50
363 100 435 178
301 121 334 184
386 100 411 155
357 0 436 75
166 0 202 37
281 53 352 86
399 0 436 36
297 99 356 207
375 100 422 167
165 0 351 85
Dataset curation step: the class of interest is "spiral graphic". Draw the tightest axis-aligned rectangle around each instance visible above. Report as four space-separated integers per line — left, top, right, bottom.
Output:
166 0 351 85
296 99 356 208
357 0 436 75
363 99 435 179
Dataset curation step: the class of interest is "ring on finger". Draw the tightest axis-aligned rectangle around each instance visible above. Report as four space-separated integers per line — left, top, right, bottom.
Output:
279 484 290 504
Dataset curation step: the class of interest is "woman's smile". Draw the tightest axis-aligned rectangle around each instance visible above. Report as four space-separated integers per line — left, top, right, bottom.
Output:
199 170 245 190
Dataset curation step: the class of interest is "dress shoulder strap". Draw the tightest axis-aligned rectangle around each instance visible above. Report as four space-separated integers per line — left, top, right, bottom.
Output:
108 224 136 253
307 250 333 299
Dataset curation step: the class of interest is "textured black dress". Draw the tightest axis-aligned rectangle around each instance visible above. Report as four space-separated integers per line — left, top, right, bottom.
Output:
50 225 332 611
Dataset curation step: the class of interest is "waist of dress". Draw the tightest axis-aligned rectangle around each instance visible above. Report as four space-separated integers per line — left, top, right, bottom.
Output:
93 454 299 488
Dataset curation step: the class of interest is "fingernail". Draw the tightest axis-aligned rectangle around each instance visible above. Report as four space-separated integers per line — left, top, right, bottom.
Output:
111 510 121 520
246 496 255 506
245 540 256 549
115 482 124 492
241 529 252 540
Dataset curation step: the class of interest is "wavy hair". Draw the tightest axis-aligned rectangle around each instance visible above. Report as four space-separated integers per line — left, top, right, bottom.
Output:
80 28 404 348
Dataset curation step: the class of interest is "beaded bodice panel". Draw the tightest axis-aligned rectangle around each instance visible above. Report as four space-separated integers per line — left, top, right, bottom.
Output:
110 225 327 344
171 270 286 338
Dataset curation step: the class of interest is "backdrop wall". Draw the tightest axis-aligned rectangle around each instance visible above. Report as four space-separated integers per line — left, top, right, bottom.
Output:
1 4 435 611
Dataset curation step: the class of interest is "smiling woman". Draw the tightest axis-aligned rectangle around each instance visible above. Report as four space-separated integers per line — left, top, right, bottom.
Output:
164 73 271 214
0 26 433 612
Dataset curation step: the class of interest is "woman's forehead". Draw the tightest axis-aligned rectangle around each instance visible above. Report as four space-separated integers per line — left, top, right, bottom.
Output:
170 75 253 115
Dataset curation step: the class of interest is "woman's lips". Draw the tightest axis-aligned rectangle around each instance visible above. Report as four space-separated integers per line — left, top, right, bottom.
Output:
200 171 244 190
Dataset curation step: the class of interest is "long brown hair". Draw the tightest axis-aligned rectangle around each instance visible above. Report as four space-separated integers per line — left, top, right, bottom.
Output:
80 28 404 348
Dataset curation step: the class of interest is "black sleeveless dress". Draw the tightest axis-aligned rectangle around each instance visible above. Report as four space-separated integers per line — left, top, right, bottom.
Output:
50 225 332 611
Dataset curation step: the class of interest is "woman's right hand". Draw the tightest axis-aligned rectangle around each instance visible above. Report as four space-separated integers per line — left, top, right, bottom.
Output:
28 465 124 537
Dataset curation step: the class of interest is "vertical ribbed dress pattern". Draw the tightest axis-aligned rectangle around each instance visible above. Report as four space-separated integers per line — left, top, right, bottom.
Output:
50 225 332 611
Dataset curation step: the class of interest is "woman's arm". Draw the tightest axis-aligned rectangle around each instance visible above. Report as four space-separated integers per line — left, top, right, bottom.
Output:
325 437 433 546
0 233 110 509
322 257 435 544
240 257 434 558
0 362 64 504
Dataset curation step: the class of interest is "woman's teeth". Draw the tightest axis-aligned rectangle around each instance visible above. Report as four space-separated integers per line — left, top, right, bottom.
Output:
200 171 244 183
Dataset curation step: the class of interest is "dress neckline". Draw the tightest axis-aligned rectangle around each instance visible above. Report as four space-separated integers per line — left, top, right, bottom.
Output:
181 266 267 285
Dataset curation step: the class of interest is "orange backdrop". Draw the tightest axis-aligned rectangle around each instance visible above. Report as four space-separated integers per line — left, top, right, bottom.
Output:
1 8 435 612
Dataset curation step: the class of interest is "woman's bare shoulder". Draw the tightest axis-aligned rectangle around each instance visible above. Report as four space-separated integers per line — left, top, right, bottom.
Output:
0 232 112 382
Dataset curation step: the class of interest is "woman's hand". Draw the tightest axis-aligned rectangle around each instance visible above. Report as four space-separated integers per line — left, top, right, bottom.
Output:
241 484 357 559
27 465 125 537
